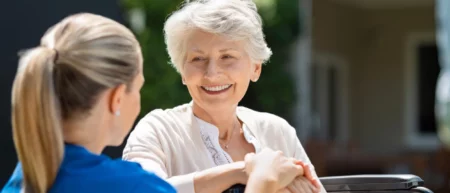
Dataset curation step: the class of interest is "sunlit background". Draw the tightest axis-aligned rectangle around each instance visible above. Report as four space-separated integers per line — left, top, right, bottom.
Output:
0 0 449 192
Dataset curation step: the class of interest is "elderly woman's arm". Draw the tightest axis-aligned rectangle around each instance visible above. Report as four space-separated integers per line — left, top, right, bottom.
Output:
123 120 246 193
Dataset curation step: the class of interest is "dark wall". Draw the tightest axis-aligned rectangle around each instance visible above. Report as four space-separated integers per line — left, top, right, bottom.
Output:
0 0 126 186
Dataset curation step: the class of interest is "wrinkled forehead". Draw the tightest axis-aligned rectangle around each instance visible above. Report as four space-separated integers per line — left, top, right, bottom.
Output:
185 29 247 53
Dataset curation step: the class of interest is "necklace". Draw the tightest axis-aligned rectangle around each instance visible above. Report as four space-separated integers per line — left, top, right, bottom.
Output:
220 120 239 149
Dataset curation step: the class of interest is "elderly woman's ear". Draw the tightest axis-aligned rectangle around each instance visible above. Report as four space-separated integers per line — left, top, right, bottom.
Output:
251 63 262 82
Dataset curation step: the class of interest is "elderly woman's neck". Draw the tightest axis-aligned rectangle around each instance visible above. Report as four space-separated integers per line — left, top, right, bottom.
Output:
192 103 240 138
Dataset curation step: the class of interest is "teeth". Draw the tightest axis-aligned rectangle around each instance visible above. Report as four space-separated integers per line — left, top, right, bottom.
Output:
203 84 232 92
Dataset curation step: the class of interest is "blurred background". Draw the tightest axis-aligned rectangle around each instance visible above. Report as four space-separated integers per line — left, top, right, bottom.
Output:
1 0 449 192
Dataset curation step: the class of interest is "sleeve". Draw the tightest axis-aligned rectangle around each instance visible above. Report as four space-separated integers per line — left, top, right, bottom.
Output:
131 172 177 193
282 121 327 193
123 113 197 193
1 163 24 193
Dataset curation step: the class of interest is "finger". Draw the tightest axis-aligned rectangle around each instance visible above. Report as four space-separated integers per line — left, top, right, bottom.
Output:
244 152 255 162
300 177 320 193
287 180 301 193
292 160 319 189
286 185 295 193
303 164 315 182
311 179 321 192
300 163 320 189
277 188 291 193
306 172 321 190
244 153 256 174
294 160 304 166
294 160 314 181
292 164 304 177
294 165 304 178
296 177 310 193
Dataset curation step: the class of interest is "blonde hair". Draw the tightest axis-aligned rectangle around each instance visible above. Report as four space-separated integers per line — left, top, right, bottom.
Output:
12 13 141 193
164 0 272 73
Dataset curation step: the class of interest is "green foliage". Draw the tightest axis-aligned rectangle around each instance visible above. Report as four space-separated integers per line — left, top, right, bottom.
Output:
121 0 300 122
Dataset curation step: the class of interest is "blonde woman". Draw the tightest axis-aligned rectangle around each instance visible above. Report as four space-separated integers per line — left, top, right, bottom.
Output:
123 0 324 193
1 12 311 193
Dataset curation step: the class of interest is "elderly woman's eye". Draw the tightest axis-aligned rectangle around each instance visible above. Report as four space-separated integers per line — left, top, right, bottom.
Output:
192 57 204 62
222 55 234 59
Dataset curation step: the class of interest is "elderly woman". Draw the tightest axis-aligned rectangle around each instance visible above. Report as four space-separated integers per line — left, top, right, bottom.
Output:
123 0 325 193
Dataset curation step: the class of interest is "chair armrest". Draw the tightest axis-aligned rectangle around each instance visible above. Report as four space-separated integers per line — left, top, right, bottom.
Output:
319 174 432 192
222 174 434 193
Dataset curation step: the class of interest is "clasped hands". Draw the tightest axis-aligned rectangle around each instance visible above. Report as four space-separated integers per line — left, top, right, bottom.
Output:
244 149 321 193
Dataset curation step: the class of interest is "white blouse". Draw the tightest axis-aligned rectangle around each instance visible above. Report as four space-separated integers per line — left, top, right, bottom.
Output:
195 117 261 166
123 103 326 193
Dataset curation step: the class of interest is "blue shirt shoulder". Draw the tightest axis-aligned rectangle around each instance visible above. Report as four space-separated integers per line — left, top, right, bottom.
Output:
1 144 176 193
1 163 23 193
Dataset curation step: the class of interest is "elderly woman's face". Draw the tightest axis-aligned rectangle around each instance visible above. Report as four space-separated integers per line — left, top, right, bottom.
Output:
182 30 261 111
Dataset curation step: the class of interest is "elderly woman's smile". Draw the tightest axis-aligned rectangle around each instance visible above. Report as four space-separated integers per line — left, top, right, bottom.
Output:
201 84 233 93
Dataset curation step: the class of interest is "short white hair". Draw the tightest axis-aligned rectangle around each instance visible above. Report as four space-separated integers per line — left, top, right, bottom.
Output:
164 0 272 73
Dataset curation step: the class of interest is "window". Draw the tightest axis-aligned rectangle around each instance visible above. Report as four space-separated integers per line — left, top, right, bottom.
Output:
418 44 440 134
310 54 349 142
404 32 440 150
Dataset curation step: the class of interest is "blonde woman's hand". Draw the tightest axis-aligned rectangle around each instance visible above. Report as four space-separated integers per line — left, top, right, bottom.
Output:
244 148 304 190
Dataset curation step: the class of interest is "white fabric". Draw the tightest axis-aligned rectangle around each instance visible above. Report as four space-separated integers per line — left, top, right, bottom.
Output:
123 102 326 193
195 117 261 165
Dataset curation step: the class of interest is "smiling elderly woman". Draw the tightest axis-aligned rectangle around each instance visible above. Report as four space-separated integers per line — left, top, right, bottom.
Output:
122 0 325 193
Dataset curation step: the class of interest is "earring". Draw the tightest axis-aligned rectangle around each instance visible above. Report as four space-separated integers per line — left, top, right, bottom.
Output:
115 110 121 116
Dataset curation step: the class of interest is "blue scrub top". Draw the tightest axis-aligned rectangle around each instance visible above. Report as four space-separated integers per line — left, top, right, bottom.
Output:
1 143 176 193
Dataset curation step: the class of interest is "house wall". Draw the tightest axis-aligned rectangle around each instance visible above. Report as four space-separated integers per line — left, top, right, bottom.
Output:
312 0 436 153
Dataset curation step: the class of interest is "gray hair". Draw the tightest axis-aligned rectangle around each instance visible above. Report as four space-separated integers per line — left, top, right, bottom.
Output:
164 0 272 73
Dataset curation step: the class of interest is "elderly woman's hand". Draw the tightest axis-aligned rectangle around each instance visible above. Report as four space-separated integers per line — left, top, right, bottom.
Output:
277 161 321 193
276 176 319 193
281 176 320 193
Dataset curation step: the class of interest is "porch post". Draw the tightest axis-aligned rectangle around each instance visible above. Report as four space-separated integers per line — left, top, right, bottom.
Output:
435 0 450 147
292 0 313 142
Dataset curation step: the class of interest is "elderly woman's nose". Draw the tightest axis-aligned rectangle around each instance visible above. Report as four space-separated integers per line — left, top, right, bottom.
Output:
205 62 220 77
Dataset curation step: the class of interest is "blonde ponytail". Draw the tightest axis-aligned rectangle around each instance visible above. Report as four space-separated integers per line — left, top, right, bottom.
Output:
12 47 64 193
10 12 140 193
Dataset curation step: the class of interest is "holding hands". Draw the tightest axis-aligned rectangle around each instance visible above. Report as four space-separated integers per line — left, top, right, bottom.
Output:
244 148 321 193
